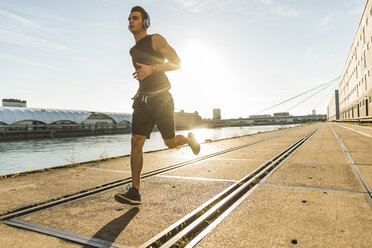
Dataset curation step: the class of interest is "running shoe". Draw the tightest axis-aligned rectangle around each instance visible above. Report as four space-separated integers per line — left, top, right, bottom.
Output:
114 186 141 205
188 132 200 155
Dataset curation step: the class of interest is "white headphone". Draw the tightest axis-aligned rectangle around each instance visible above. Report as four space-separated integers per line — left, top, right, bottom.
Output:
128 10 151 30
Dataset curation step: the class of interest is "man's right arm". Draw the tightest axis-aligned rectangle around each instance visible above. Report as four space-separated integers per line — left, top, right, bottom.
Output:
151 34 181 72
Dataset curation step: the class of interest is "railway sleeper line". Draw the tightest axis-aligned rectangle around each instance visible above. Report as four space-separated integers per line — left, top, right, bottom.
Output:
141 127 319 248
0 125 307 221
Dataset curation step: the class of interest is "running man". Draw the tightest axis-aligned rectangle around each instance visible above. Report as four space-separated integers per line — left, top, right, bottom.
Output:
114 6 200 205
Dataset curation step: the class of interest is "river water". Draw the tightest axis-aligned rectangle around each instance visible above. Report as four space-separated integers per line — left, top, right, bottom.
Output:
0 125 298 176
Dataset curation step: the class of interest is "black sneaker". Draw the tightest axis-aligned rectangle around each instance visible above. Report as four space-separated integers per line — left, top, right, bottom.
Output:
188 132 200 155
115 187 141 205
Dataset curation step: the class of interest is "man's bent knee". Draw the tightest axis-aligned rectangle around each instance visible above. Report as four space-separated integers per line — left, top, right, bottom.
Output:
164 138 177 149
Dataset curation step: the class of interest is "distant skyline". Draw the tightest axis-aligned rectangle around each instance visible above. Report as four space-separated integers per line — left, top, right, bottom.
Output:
0 0 366 119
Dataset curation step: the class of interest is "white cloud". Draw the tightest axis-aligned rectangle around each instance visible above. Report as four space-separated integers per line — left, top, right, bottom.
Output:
259 0 299 17
175 0 298 18
176 0 208 13
260 0 273 6
270 6 298 17
0 53 63 71
305 45 318 56
0 8 56 33
0 29 78 53
319 14 334 27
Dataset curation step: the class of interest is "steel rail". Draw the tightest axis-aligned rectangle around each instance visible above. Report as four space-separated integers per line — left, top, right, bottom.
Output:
140 128 318 248
0 125 306 221
5 218 130 248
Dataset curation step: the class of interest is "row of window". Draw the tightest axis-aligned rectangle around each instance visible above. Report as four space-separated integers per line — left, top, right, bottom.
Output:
341 98 371 119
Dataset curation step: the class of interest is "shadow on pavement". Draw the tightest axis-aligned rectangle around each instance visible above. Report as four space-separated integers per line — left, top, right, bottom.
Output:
83 207 140 247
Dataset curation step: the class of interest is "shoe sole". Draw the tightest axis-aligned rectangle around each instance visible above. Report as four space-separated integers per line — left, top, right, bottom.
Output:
188 133 201 155
191 144 200 155
114 194 141 205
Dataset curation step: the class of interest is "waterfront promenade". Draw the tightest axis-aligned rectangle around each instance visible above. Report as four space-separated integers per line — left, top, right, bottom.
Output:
0 122 371 247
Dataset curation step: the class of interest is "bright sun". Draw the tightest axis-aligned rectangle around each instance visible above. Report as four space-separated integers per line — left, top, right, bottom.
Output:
170 40 234 117
178 41 228 84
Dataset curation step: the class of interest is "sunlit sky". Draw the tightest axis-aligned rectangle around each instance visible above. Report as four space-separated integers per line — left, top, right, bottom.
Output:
0 0 366 119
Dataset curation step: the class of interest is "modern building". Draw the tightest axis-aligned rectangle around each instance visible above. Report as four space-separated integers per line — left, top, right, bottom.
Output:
337 0 372 120
0 107 132 141
2 99 26 107
0 107 131 126
273 112 290 117
327 90 340 121
213 108 221 120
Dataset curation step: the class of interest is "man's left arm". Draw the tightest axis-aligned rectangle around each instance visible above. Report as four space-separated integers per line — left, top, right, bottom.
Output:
133 34 180 81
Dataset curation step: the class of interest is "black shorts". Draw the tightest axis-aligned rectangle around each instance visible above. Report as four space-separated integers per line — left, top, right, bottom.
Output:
132 91 175 139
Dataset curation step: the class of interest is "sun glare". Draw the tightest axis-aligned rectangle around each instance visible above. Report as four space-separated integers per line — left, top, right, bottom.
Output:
178 41 228 84
171 40 235 117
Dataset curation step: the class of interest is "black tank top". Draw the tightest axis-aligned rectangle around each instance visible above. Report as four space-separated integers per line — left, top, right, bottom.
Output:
130 35 171 94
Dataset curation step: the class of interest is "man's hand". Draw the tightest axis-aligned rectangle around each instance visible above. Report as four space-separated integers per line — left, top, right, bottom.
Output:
133 62 153 81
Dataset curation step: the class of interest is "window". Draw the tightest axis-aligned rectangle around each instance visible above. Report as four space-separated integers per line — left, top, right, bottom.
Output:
364 51 367 68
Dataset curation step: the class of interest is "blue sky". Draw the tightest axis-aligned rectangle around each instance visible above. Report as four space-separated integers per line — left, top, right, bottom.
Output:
0 0 366 118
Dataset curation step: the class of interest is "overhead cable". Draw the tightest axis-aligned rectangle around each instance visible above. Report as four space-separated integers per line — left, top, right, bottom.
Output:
313 83 338 109
286 80 338 111
253 77 339 115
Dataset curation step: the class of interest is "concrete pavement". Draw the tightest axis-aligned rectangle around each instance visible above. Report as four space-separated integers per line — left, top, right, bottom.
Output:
1 123 371 247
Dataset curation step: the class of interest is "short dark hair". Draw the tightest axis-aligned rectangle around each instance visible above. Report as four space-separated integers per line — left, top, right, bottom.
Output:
131 6 148 21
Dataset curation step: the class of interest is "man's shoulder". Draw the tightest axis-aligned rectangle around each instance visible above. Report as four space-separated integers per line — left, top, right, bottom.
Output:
151 34 168 49
151 33 165 41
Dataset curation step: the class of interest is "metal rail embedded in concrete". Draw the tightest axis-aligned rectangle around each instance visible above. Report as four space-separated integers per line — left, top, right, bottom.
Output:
1 126 304 221
5 218 130 248
141 128 318 247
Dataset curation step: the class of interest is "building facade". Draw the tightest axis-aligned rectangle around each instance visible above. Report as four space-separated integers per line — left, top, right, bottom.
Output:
0 107 132 140
338 0 372 120
213 108 221 120
175 110 202 129
273 112 290 117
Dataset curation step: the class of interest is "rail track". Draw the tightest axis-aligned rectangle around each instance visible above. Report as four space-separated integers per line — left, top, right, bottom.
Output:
0 125 306 221
2 125 320 248
141 127 318 248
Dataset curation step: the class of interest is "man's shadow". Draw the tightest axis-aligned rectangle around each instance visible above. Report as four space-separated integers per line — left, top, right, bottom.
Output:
83 207 139 248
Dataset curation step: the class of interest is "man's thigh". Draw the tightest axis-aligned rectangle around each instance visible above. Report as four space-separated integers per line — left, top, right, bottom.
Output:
148 92 175 140
132 98 155 139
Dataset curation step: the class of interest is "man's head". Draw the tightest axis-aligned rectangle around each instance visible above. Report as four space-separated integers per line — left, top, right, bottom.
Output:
128 6 150 32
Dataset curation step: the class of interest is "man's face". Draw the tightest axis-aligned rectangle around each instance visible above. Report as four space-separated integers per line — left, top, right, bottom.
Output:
128 11 143 32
